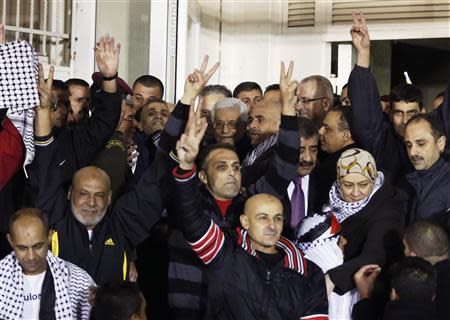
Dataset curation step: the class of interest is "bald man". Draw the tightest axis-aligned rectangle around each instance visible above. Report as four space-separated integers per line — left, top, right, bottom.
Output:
171 104 328 319
172 186 329 319
30 143 162 284
0 208 93 319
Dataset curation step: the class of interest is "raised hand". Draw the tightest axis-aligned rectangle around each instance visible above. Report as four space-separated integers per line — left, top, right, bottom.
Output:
176 104 208 170
350 12 370 67
95 34 121 77
37 63 54 110
180 55 220 105
279 61 298 116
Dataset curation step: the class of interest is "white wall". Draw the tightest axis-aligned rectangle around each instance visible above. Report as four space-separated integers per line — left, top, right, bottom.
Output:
195 1 331 92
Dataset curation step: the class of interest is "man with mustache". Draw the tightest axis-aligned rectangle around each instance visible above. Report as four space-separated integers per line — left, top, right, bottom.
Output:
211 97 250 161
314 105 359 210
348 13 450 185
404 114 450 229
282 117 320 239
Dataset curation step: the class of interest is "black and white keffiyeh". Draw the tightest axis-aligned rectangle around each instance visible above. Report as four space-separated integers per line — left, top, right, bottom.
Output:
0 40 40 170
0 251 94 320
326 172 385 223
242 133 278 167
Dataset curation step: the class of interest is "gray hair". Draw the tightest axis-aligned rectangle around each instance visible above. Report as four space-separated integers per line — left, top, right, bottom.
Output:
211 97 248 122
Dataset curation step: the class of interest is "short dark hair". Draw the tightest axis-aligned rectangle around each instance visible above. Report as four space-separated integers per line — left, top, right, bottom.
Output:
134 98 168 122
9 208 49 235
65 78 89 89
90 282 143 320
297 116 319 140
390 257 437 303
264 84 280 94
52 79 68 91
132 75 164 98
406 113 445 141
405 220 448 258
233 82 262 98
197 143 237 170
390 84 423 109
330 105 353 132
200 85 232 98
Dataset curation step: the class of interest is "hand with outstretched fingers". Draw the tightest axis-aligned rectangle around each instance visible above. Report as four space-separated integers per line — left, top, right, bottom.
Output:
350 12 370 68
180 55 220 105
279 61 298 116
37 64 54 110
176 103 208 170
95 34 121 78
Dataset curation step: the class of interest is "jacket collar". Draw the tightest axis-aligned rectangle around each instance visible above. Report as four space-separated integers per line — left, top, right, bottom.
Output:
235 227 307 275
406 156 448 184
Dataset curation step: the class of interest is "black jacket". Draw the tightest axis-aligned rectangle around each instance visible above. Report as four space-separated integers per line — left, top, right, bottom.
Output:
328 179 406 294
51 90 121 189
29 136 162 284
172 167 328 320
163 114 302 318
435 259 450 320
348 65 450 185
352 298 437 320
406 157 450 227
312 143 359 211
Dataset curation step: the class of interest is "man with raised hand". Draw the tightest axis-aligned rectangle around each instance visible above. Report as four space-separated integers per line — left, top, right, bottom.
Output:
32 35 123 188
170 62 328 320
29 35 162 285
348 12 450 185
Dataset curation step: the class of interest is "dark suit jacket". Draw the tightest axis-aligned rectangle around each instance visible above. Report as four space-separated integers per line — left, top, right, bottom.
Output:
281 174 317 240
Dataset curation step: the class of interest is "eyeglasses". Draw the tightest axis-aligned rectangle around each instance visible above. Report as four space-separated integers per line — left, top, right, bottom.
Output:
298 97 328 105
214 121 237 130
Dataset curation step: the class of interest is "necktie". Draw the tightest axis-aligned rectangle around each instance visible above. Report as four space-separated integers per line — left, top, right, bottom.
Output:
290 176 305 229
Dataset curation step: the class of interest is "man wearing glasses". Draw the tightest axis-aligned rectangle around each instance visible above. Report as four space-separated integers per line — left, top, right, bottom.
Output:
296 75 334 128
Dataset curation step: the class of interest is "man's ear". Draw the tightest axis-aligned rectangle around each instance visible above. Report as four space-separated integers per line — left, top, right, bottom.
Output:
67 186 72 201
240 214 249 230
323 98 332 112
136 122 144 132
421 107 426 114
6 233 13 248
390 288 399 301
438 135 446 153
343 129 352 142
47 230 53 245
198 170 208 185
107 191 112 207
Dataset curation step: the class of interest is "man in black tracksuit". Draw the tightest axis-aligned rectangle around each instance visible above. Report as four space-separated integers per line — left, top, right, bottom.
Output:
170 84 328 319
28 36 162 284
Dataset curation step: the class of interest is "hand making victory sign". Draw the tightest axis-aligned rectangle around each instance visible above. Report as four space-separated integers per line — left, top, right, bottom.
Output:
280 61 298 117
350 12 370 68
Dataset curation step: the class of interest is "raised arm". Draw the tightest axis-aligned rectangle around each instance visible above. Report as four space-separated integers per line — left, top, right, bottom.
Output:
348 13 386 151
249 61 300 197
68 35 122 169
158 56 219 155
29 65 67 225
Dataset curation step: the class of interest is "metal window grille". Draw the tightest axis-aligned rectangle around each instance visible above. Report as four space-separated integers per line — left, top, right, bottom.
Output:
0 0 72 66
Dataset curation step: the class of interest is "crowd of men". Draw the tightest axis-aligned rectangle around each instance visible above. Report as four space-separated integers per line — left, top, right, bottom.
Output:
0 12 449 320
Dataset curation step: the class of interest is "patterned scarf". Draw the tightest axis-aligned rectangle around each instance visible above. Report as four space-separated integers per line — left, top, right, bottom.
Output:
325 172 384 223
0 41 40 173
0 251 94 320
242 133 278 167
